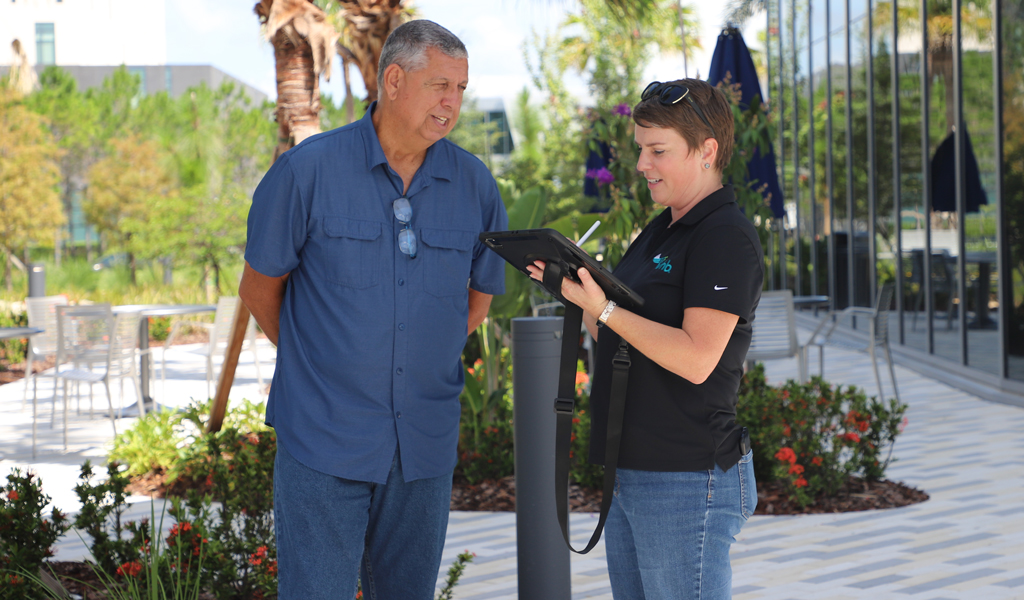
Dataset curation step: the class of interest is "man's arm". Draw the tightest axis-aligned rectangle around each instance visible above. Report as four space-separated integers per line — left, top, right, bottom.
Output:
239 261 290 346
468 289 492 334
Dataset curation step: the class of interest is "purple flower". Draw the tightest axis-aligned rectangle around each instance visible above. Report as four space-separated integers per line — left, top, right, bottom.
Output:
586 167 615 186
613 103 632 116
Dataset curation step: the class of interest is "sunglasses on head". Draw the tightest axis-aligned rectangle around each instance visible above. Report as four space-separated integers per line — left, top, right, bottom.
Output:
641 81 717 140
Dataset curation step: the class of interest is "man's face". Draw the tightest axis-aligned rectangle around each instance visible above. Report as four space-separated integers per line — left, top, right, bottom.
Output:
392 46 469 146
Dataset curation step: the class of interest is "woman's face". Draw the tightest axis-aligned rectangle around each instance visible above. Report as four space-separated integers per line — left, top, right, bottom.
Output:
634 124 707 212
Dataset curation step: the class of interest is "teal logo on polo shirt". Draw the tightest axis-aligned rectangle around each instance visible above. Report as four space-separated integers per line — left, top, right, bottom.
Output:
653 254 673 273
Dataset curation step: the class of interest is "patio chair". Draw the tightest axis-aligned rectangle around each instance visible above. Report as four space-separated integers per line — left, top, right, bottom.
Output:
746 290 814 382
804 283 899 403
24 294 68 407
161 296 263 399
41 305 142 456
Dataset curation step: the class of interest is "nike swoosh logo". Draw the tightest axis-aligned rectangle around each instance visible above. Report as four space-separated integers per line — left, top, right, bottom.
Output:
714 285 728 290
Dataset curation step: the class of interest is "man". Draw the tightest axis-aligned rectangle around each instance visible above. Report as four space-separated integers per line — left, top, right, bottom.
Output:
239 20 508 600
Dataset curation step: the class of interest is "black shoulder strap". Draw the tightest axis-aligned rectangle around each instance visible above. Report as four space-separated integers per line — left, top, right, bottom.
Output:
552 302 630 554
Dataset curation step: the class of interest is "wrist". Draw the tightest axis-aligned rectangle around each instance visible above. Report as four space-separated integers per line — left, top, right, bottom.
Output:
597 300 617 327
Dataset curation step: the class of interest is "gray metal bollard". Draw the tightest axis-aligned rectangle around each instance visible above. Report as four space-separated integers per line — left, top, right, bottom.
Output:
512 317 571 600
28 263 45 297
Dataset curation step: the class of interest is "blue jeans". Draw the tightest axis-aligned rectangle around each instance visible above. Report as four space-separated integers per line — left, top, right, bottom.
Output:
274 443 453 600
605 451 757 600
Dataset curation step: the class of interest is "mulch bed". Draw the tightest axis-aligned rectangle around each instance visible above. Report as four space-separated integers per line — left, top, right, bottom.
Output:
449 474 928 515
125 470 928 515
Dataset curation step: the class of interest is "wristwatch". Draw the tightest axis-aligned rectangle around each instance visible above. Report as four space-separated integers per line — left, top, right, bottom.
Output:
597 300 617 327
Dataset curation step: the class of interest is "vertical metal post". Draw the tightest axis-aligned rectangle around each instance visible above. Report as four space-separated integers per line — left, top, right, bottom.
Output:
28 263 45 298
511 317 571 600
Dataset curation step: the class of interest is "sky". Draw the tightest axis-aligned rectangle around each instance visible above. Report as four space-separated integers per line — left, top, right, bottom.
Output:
165 0 765 116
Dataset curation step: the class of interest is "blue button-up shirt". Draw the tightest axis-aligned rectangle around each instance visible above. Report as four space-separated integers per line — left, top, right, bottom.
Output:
245 105 508 483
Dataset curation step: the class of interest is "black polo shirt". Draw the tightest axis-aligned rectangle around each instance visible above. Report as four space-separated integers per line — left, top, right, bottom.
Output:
588 185 763 473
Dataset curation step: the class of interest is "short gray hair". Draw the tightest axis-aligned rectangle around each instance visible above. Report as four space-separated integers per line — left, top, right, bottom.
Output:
377 20 468 92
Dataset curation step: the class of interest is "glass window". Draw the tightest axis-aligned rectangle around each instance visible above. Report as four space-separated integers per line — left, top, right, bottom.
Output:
35 23 55 65
896 0 928 352
1004 0 1024 380
963 0 998 374
129 67 147 95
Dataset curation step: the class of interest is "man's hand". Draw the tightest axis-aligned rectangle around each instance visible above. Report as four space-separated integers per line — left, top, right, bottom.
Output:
238 261 289 346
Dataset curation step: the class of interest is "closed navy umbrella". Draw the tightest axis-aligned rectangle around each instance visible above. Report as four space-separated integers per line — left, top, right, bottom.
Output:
707 27 784 219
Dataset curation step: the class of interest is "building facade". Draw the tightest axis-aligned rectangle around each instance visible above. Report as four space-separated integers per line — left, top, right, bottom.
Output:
1 0 167 67
766 0 1024 395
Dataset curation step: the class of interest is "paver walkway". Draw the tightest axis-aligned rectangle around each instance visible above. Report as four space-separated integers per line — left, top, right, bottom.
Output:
2 329 1022 599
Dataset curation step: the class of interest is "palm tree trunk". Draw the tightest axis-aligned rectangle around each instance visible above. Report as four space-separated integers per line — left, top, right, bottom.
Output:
271 27 322 160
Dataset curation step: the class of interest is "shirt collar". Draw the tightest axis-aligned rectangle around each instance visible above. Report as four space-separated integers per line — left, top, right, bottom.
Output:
359 101 453 183
673 184 737 227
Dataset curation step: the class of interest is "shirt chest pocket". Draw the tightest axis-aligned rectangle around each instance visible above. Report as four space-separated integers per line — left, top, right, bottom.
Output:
323 217 382 289
421 228 475 297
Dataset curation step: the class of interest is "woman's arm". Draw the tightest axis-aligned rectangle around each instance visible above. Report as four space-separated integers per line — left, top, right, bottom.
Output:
526 261 737 384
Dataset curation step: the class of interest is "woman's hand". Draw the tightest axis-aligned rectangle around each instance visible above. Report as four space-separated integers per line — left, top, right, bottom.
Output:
526 260 610 320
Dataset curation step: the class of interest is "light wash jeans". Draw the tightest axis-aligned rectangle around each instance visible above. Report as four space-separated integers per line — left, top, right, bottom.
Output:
605 451 757 600
273 443 452 600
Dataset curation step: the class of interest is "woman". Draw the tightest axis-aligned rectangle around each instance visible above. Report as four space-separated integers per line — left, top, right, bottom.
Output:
528 78 763 599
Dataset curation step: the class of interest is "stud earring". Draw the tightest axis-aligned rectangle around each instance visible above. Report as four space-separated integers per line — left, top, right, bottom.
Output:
704 163 711 169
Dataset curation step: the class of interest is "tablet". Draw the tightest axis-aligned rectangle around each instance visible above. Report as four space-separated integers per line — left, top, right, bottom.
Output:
479 229 644 310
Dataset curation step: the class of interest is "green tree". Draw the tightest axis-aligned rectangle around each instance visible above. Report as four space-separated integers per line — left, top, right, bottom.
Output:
0 85 64 290
26 67 102 262
133 84 274 295
85 135 175 284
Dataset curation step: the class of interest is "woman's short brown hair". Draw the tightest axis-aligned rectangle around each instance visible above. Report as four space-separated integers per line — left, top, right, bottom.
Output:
632 78 734 173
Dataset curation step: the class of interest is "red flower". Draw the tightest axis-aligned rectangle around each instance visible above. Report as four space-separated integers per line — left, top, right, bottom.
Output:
858 420 869 432
811 456 823 466
575 371 590 385
783 425 791 437
6 491 18 501
774 447 797 465
844 432 861 443
794 477 808 488
116 561 143 578
788 463 805 475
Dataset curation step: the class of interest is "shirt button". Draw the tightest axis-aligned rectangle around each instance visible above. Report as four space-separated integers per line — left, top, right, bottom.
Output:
396 367 404 375
396 411 402 419
398 323 405 331
398 278 405 286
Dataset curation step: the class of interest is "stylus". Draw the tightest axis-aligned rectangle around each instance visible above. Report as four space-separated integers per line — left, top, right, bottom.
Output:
576 220 601 246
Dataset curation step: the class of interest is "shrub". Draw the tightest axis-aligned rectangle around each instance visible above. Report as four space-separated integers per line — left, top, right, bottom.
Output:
72 461 147 577
109 398 270 479
170 428 277 600
148 316 172 342
0 469 69 599
457 354 514 484
0 310 27 371
737 364 909 507
109 407 186 477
